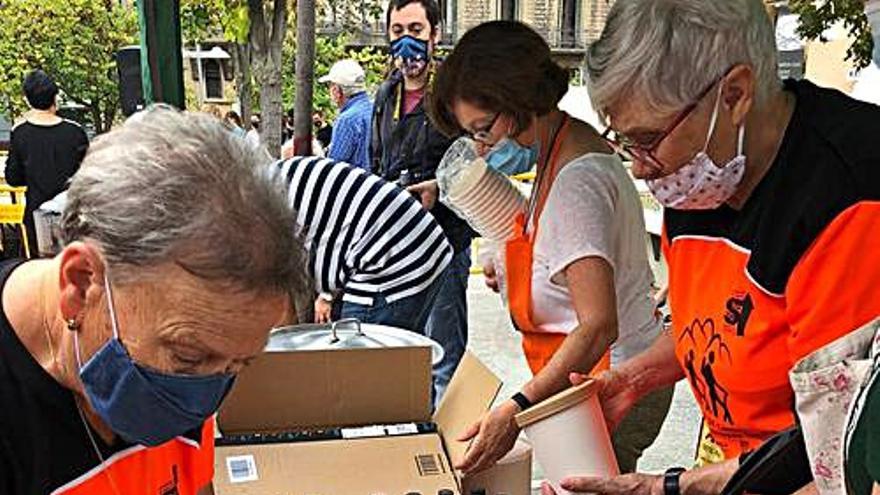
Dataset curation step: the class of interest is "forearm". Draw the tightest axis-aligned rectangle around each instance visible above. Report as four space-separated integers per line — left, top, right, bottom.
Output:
615 330 685 399
521 320 616 404
680 458 739 495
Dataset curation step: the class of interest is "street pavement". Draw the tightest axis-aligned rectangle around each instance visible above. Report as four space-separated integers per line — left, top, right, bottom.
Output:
464 251 701 488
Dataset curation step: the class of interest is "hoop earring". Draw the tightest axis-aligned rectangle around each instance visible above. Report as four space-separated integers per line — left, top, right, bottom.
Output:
66 319 79 331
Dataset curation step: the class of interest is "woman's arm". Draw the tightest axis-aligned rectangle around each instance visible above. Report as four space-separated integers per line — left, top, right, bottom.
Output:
520 256 618 403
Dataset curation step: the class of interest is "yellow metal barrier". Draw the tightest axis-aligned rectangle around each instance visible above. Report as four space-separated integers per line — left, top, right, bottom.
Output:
0 185 31 258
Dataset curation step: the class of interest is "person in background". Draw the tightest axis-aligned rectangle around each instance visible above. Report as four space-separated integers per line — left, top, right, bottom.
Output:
541 0 880 493
320 59 374 170
245 113 261 149
5 69 88 254
282 110 295 144
371 0 473 403
224 110 246 138
314 113 333 151
0 106 310 494
274 156 451 333
426 20 671 475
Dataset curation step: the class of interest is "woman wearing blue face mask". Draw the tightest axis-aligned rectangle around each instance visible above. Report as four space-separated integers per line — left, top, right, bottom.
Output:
0 106 310 495
425 20 672 476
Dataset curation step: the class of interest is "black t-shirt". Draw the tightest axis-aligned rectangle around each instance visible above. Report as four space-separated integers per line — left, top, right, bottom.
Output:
5 120 88 213
0 260 213 494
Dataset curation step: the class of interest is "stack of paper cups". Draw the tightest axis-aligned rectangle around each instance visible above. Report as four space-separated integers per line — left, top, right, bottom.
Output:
515 380 619 495
445 156 527 241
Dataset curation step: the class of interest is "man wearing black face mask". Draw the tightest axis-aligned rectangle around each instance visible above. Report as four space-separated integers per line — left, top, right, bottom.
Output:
371 0 473 405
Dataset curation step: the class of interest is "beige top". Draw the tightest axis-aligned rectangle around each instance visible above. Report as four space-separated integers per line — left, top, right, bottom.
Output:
514 379 599 428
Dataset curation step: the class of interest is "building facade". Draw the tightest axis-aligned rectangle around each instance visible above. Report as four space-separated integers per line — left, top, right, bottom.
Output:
318 0 616 69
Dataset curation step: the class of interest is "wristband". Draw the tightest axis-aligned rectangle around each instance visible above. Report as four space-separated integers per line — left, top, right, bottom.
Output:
510 392 534 411
663 467 686 495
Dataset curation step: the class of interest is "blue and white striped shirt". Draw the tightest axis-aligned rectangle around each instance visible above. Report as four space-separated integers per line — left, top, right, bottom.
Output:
276 157 452 305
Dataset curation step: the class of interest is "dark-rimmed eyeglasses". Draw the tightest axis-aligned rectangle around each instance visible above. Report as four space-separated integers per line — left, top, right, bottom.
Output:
601 71 727 173
469 113 502 144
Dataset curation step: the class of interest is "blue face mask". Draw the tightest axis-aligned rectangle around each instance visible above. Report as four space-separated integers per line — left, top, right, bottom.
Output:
74 273 234 447
390 35 429 77
485 138 539 176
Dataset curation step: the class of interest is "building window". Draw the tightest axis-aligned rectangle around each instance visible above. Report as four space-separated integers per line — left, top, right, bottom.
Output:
560 0 578 48
203 59 224 100
500 0 516 20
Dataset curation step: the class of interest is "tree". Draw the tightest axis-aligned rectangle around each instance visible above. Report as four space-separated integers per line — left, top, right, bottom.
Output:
790 0 875 69
293 0 316 155
249 0 288 157
0 0 138 133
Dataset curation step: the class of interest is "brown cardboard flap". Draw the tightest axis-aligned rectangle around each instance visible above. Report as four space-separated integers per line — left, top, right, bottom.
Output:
218 346 432 435
433 351 503 468
214 434 459 495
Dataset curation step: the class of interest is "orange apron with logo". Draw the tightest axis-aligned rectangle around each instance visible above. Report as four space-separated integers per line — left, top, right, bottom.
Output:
505 116 611 376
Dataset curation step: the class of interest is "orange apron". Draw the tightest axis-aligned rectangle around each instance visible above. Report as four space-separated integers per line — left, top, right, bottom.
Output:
505 116 611 376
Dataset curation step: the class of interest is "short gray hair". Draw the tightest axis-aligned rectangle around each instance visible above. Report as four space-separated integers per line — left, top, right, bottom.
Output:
337 83 365 97
62 105 310 298
586 0 780 119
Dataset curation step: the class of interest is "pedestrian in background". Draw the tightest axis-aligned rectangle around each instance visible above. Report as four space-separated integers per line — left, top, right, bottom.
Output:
245 113 261 149
5 69 88 254
224 110 246 138
320 59 374 170
371 0 474 404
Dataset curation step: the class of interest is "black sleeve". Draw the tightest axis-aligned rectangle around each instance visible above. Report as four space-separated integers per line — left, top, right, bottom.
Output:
4 128 26 186
74 126 89 167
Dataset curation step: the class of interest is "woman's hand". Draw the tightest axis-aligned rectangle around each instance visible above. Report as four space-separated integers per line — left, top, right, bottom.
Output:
313 296 332 324
407 179 439 210
540 473 663 495
570 369 639 432
483 260 501 293
455 400 520 475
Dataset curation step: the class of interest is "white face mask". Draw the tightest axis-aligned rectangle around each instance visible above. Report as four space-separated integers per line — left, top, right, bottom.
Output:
647 86 746 210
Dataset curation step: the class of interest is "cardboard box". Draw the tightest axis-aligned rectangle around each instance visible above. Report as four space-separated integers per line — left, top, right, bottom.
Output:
214 347 508 494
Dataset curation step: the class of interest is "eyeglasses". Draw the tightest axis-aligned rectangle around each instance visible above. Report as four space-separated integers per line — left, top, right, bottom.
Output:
469 113 502 144
601 72 725 173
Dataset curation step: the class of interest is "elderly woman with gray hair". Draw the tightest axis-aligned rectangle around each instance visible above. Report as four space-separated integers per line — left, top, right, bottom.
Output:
0 107 309 494
539 0 880 494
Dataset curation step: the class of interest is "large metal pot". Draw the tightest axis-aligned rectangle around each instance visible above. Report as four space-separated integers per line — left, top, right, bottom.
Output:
267 318 444 365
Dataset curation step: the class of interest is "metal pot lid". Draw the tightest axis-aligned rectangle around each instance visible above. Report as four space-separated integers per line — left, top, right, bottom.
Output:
267 318 445 365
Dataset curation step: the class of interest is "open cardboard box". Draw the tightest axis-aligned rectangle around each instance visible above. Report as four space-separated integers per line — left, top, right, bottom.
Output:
213 344 530 494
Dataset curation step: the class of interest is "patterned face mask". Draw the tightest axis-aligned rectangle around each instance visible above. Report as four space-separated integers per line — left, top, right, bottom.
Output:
647 85 746 210
390 35 430 77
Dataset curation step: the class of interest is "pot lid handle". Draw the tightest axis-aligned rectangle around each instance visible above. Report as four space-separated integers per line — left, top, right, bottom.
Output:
330 318 364 343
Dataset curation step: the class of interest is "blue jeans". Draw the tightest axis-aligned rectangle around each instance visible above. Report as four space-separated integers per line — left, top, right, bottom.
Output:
340 274 445 334
425 248 470 404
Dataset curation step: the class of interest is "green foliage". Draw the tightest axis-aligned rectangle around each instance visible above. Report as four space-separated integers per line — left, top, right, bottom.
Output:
283 33 389 121
180 0 249 44
790 0 874 69
0 0 138 132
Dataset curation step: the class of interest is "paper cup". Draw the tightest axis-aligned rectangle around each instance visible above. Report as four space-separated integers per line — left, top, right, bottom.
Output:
445 156 527 241
447 157 490 201
515 380 619 495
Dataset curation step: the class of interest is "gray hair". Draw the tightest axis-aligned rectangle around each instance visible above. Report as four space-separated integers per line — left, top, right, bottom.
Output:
586 0 780 119
337 83 365 98
62 105 310 298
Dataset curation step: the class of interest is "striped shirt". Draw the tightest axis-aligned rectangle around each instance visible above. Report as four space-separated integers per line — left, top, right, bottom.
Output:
276 157 453 305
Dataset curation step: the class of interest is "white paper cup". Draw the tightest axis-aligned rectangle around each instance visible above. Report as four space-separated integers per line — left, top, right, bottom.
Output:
515 380 619 495
447 163 526 240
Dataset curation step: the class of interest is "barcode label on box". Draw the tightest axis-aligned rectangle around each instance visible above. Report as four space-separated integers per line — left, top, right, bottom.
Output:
226 455 258 483
385 423 419 435
415 454 443 476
